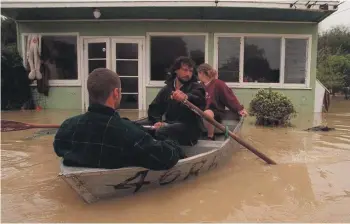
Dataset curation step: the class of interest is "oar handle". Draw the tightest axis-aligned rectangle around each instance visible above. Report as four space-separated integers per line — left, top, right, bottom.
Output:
27 124 61 129
1 119 156 132
182 99 277 165
142 125 155 129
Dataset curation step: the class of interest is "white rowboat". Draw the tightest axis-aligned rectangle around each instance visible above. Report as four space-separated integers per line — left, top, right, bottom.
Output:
59 116 244 203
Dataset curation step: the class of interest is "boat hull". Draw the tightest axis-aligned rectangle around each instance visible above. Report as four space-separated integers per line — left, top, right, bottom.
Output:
59 118 244 203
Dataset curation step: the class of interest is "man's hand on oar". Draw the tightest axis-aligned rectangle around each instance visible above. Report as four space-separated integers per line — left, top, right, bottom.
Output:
170 90 188 102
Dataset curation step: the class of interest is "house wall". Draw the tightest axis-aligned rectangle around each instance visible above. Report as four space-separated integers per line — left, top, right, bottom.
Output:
31 87 81 109
17 21 318 113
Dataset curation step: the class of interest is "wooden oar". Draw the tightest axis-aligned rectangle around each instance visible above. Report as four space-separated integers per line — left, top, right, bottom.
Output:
1 120 61 132
181 99 277 165
1 119 156 132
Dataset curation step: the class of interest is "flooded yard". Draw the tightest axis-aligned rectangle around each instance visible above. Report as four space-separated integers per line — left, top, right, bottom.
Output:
1 96 350 222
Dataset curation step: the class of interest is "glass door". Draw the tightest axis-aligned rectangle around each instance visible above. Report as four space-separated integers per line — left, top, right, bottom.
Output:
83 38 111 110
83 37 144 111
112 38 143 110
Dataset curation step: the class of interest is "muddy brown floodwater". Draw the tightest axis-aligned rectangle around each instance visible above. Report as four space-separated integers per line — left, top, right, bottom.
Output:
1 96 350 223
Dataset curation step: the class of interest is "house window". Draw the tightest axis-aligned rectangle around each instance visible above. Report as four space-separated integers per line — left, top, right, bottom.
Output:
149 34 206 81
23 34 78 85
217 37 240 82
244 37 281 83
215 34 310 87
284 38 308 84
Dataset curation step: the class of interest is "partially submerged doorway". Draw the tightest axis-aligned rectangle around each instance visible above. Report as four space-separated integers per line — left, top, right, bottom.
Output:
82 37 145 111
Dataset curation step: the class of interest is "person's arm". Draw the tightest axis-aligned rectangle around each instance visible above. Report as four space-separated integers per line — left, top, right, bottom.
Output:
186 83 206 111
218 82 244 113
124 121 183 170
53 118 75 158
147 87 168 123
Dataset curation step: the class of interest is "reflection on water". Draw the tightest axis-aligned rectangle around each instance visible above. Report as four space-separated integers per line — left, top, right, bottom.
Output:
1 97 350 222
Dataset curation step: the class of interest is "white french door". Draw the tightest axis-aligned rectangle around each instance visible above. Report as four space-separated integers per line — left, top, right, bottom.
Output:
82 37 144 111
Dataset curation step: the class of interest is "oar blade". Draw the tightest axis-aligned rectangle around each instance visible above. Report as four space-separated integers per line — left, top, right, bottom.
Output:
1 120 32 132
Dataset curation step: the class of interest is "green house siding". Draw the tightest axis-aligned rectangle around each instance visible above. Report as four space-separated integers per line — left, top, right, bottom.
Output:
18 21 318 112
32 87 82 110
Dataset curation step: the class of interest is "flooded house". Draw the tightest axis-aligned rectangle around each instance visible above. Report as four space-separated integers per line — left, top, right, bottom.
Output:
1 0 338 113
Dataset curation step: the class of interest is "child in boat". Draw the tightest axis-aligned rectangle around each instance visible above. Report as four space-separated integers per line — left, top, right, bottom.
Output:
197 63 248 140
53 68 185 170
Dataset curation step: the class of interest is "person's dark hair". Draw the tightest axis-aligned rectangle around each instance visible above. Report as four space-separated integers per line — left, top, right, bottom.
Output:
87 68 121 104
169 56 196 74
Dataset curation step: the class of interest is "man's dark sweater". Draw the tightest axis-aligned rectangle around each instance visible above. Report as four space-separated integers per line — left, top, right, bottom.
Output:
147 74 206 145
53 104 183 170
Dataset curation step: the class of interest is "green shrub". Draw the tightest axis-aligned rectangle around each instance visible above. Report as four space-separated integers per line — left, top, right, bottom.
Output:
249 88 297 126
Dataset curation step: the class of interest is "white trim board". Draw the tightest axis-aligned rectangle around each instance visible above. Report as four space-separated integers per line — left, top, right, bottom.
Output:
16 19 317 24
316 79 330 94
212 33 313 89
146 32 209 86
1 0 340 9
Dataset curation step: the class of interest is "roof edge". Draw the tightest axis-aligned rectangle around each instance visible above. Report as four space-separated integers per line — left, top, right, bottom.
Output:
0 0 341 11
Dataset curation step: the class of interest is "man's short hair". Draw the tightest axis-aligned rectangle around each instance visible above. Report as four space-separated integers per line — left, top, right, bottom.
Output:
169 56 196 73
87 68 121 104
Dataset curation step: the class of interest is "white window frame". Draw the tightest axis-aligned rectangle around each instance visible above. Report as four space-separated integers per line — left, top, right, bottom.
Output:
21 32 81 87
213 33 312 89
146 32 209 87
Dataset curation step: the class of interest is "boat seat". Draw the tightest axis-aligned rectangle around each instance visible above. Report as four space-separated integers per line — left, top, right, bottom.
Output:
216 110 240 132
199 110 241 140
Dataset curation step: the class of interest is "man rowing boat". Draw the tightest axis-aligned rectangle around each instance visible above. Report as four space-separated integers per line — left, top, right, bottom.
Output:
139 56 206 146
53 68 184 170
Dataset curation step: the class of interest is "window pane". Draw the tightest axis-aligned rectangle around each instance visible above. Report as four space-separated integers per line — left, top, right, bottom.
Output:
217 37 240 82
88 60 106 73
116 61 138 77
150 36 205 81
116 43 138 59
244 37 281 83
40 36 78 80
120 94 138 109
284 39 308 84
120 77 138 93
88 43 106 59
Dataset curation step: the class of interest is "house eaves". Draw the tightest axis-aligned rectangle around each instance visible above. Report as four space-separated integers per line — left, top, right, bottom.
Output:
0 0 341 10
1 0 340 22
